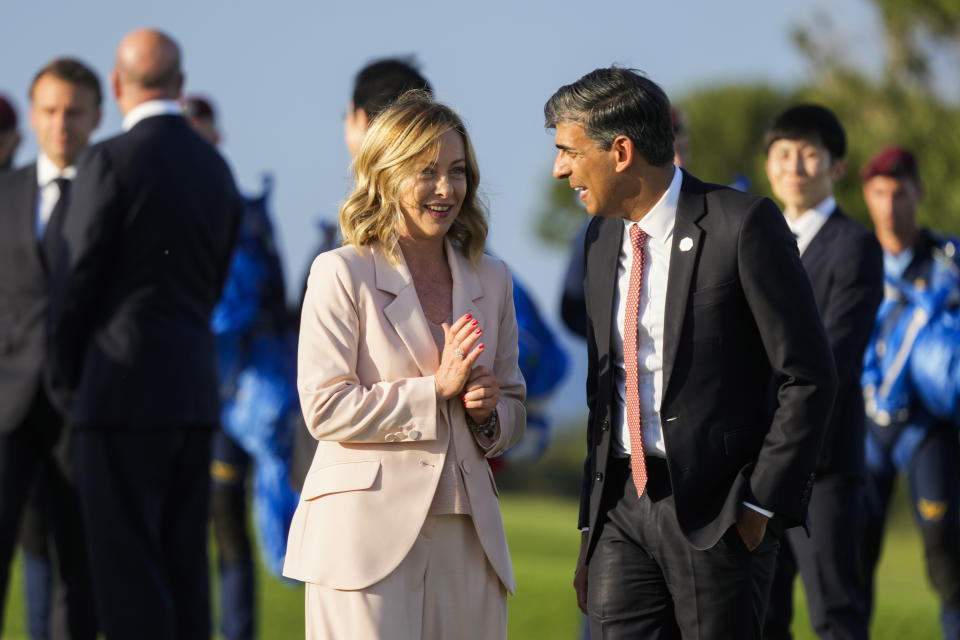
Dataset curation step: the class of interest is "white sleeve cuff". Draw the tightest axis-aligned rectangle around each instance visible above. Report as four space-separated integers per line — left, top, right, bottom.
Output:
743 501 775 518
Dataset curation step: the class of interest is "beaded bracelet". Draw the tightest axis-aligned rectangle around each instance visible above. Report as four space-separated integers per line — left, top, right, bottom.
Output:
465 409 498 440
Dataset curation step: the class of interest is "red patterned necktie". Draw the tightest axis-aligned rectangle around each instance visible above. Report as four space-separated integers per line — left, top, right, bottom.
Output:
624 224 648 497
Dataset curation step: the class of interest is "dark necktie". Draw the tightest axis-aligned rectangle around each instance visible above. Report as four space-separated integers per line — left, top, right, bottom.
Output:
43 177 71 269
624 224 648 497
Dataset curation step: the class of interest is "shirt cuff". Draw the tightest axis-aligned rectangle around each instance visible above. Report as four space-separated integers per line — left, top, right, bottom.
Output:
743 501 774 518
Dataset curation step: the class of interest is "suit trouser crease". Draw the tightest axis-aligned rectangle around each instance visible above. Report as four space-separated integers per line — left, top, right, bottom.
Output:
587 457 779 640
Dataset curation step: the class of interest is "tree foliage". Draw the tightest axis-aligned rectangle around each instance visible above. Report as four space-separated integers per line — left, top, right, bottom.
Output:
534 0 960 247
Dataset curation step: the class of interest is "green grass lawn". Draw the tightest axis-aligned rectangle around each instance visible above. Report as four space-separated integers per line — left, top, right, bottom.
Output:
0 491 940 639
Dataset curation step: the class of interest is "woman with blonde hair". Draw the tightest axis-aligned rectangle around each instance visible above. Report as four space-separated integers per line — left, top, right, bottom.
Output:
283 91 525 639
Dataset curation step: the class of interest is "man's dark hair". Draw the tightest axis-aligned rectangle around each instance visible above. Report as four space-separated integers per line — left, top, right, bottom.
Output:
544 67 675 167
30 57 103 107
352 57 432 120
764 104 846 160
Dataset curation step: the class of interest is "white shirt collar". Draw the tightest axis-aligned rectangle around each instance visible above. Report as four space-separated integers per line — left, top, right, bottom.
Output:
122 99 183 131
784 195 836 255
623 164 682 240
36 152 77 187
884 248 914 279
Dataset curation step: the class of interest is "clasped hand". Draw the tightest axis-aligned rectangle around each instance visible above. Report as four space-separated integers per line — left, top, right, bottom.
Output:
434 313 500 424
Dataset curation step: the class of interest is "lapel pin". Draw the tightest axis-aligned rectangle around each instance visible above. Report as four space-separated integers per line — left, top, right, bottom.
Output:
679 237 694 252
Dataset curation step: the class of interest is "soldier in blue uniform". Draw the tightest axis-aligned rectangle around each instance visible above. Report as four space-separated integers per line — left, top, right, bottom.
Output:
858 146 960 639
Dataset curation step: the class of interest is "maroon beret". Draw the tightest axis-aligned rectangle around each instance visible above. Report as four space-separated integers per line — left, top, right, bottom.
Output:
182 95 216 121
0 93 16 132
860 145 919 183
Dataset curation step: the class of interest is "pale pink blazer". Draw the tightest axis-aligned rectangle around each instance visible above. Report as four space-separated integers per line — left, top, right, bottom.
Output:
282 239 526 593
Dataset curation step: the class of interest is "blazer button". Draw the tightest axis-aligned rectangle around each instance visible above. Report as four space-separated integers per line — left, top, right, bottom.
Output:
601 419 610 432
408 429 422 441
595 472 603 482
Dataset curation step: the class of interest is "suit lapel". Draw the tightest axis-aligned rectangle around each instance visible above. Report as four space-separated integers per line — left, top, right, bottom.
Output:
376 246 440 377
661 173 705 400
800 207 841 274
588 218 623 376
447 238 485 334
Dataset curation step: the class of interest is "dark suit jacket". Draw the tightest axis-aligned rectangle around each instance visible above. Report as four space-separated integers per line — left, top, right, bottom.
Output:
580 171 837 558
51 115 242 427
800 208 883 476
0 165 49 433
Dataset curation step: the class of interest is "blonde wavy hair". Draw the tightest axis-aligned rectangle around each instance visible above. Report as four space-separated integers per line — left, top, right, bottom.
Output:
339 90 488 266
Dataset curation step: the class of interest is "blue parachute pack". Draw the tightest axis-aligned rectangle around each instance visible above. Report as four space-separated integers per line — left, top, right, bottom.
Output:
862 234 960 470
505 276 568 461
212 175 300 577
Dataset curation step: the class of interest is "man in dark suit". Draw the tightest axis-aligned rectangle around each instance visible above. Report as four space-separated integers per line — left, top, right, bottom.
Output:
762 105 883 640
0 58 102 639
50 29 242 640
546 68 837 639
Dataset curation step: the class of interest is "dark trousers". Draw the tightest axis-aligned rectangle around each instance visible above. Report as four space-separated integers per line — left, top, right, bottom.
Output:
0 389 96 640
763 473 868 640
587 456 779 640
74 426 214 640
211 428 254 640
860 424 960 639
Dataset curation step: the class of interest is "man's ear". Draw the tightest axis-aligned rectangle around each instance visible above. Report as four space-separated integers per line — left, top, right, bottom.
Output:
110 69 122 102
611 135 635 173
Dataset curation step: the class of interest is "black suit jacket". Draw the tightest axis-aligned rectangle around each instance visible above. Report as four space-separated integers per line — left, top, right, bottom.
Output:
580 171 837 557
0 165 50 433
799 208 883 476
51 115 242 427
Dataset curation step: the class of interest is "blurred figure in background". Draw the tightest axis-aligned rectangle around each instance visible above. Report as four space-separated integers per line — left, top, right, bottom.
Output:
296 56 434 312
0 93 21 171
858 146 960 639
0 57 102 640
290 57 566 489
762 104 883 640
50 29 242 639
184 94 299 640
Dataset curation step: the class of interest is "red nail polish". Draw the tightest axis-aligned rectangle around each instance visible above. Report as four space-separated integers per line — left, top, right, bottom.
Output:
478 344 485 350
471 320 478 326
476 329 482 335
465 313 472 320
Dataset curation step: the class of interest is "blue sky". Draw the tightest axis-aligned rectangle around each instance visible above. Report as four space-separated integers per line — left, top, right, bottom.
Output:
2 0 886 423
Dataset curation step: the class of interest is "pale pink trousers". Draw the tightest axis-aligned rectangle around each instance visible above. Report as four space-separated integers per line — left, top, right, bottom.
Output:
304 514 507 639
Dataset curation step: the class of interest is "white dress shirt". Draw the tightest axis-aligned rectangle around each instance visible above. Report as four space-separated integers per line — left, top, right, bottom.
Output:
784 196 835 256
611 165 681 457
35 152 76 239
122 99 182 132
